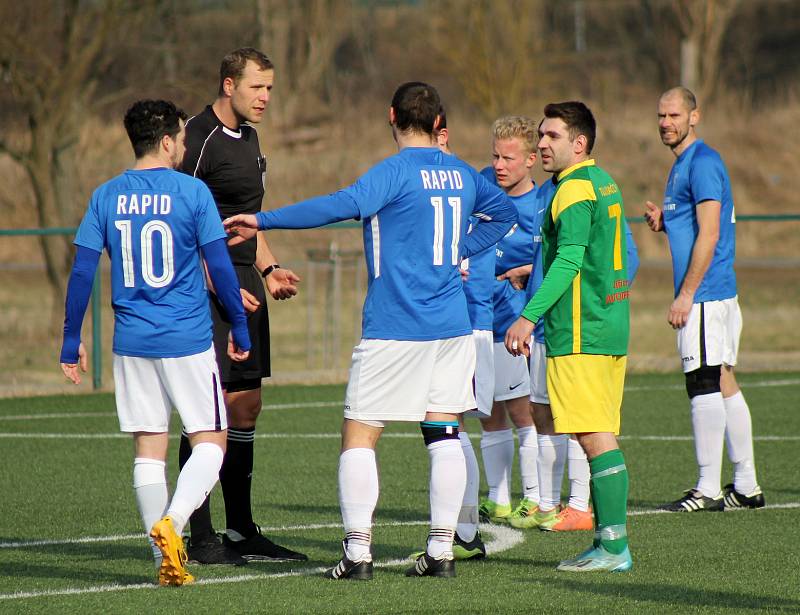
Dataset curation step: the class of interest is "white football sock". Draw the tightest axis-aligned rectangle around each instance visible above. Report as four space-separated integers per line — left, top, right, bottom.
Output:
427 439 465 558
457 432 479 542
133 458 168 565
480 429 513 505
723 391 759 494
566 437 591 512
691 392 726 498
428 438 466 528
167 442 224 535
537 434 567 511
339 448 378 560
517 426 539 503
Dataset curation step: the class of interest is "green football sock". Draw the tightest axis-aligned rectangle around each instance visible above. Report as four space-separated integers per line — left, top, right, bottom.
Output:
589 448 629 555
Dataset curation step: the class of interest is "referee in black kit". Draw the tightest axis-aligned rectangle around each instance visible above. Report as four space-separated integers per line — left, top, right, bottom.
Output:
179 47 306 564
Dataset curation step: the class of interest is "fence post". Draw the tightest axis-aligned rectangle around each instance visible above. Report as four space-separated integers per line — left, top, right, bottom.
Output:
91 267 102 390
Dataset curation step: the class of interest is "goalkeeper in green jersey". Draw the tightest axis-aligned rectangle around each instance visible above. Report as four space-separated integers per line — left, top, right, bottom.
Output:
505 101 632 572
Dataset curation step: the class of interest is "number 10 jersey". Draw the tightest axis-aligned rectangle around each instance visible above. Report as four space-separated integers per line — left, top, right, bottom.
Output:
74 168 226 358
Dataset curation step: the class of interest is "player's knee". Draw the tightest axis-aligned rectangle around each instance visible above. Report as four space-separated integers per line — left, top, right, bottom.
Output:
419 421 460 447
685 365 722 399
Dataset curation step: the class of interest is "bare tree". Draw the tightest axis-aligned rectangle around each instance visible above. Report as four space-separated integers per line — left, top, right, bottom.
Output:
0 1 153 319
255 0 356 128
428 0 547 121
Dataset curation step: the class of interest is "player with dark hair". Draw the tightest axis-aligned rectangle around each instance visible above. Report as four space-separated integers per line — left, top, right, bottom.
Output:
60 99 251 586
178 47 306 564
225 81 517 579
506 101 633 572
645 86 764 512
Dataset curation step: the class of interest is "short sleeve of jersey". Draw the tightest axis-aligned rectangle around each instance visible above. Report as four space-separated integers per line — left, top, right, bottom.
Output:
181 118 215 180
551 179 595 247
74 191 105 252
194 182 227 246
339 158 402 219
689 151 725 205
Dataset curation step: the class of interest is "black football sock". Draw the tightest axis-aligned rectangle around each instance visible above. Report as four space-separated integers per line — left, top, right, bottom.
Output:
179 430 214 541
221 427 258 538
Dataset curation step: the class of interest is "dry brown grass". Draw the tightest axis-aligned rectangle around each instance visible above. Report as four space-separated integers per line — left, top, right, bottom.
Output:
1 94 799 394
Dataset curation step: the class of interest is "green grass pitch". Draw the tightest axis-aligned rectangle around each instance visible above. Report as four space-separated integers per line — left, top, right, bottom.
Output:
0 373 798 614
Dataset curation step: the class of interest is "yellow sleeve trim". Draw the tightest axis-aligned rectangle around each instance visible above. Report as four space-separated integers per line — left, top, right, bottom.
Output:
551 179 596 222
572 272 581 354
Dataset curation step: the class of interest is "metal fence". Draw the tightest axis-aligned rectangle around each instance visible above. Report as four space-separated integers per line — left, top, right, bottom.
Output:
1 215 799 395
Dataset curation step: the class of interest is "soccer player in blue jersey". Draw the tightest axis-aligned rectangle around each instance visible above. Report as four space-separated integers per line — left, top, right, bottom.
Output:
224 82 517 579
645 87 764 512
474 116 542 527
59 100 251 586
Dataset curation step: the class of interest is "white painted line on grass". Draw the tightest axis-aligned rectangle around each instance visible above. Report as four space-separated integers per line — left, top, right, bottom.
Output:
0 521 520 601
0 503 794 601
2 503 796 551
1 432 799 442
2 377 798 422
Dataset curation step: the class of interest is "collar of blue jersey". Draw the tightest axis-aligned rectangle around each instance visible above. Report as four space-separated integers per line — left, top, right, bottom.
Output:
676 139 702 161
556 158 595 182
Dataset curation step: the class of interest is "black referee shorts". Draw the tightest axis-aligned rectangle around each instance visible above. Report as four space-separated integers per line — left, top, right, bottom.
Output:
210 265 270 390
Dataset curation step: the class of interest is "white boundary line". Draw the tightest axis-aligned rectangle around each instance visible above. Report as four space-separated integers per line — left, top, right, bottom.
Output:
0 522 522 601
4 503 798 551
0 505 796 601
1 377 798 422
1 432 798 442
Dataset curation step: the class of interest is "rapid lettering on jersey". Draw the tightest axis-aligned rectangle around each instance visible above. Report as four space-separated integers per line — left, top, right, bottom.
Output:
420 169 464 191
116 193 172 216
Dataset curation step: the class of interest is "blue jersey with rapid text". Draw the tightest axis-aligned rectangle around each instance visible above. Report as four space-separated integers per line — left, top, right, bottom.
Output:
74 168 226 357
461 217 495 331
662 140 737 302
340 147 513 340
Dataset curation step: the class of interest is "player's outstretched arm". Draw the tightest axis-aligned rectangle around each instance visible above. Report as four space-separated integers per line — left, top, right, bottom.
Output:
644 200 663 232
224 214 260 246
60 246 101 385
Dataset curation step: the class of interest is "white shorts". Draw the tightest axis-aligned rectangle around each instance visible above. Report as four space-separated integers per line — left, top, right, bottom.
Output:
113 345 226 433
344 335 476 425
678 296 742 373
470 330 494 417
529 341 550 404
493 341 530 401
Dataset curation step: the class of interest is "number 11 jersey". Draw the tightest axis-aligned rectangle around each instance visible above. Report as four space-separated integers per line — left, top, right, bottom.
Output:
74 168 226 358
339 147 512 341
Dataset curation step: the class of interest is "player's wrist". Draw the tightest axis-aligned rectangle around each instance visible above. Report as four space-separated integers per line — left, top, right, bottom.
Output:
261 263 281 279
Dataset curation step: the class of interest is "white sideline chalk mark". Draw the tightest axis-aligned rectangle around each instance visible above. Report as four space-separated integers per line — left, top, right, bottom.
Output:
0 522 520 601
1 432 800 443
3 503 797 553
2 377 798 422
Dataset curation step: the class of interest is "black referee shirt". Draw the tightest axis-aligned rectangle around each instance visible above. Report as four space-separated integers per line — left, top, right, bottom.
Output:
181 105 266 266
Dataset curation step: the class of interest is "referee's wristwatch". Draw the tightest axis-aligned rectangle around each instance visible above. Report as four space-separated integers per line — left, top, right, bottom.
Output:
260 264 281 279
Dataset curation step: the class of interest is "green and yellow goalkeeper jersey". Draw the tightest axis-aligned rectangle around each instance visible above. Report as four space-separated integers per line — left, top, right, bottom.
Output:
542 159 630 357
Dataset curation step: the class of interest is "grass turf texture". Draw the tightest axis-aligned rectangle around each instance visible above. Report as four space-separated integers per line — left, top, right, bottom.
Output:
0 374 798 614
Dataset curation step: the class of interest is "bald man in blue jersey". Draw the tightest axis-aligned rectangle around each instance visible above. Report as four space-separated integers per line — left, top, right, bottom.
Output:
645 87 764 512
